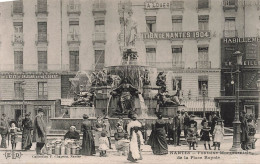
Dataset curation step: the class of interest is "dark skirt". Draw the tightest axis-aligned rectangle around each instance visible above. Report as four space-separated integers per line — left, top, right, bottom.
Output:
81 130 96 156
22 129 32 150
200 134 210 141
148 128 168 155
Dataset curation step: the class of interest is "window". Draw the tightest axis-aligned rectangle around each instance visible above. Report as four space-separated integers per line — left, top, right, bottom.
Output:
198 46 209 68
146 48 156 66
38 82 48 99
172 15 182 31
95 20 105 32
95 50 105 70
14 22 23 33
198 0 209 9
170 1 184 10
69 20 79 41
38 51 47 71
70 51 79 71
13 0 23 14
224 17 236 37
198 76 208 96
146 16 156 32
38 22 47 42
198 15 209 31
14 82 23 99
172 47 182 65
173 76 182 91
37 0 47 13
34 105 51 123
14 51 23 71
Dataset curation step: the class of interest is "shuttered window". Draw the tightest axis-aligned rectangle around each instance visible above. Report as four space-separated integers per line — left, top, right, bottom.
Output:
38 82 48 99
14 82 23 99
172 15 182 31
146 48 156 67
198 0 209 9
172 47 182 64
37 0 47 13
198 47 209 61
95 50 105 70
146 16 156 32
198 76 208 96
38 22 47 42
38 51 47 71
14 51 23 71
70 51 79 71
95 20 105 32
13 0 23 14
198 15 209 31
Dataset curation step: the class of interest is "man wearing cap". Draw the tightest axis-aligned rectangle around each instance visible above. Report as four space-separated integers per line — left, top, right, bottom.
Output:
0 114 10 148
33 108 47 154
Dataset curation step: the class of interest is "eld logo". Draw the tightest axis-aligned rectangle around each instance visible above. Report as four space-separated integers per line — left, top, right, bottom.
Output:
3 151 23 159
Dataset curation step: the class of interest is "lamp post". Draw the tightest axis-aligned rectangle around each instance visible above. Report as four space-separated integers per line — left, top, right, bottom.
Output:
21 81 26 117
230 51 243 151
257 79 260 132
202 83 207 118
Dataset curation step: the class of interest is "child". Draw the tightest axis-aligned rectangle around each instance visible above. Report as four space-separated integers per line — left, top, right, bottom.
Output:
186 123 198 150
103 117 112 149
98 132 109 157
200 121 211 150
141 119 148 144
213 119 224 150
9 122 20 150
114 126 129 156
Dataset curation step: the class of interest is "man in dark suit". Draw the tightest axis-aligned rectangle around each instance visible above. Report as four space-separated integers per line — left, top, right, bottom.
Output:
33 108 46 154
210 112 219 146
174 111 181 146
0 114 10 148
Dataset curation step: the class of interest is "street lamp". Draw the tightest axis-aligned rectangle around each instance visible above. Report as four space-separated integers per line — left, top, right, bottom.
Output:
202 83 207 118
230 51 242 151
257 79 260 133
21 81 26 117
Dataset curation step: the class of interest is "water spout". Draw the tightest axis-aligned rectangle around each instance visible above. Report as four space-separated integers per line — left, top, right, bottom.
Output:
138 94 149 118
106 95 112 116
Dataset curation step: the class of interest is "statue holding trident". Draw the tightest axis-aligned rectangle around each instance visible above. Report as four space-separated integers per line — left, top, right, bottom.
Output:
124 11 137 48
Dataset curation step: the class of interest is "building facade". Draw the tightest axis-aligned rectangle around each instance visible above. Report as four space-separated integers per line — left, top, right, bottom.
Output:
1 0 258 121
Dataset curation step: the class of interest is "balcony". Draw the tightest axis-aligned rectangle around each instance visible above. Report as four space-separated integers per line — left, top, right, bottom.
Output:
67 33 81 45
92 32 106 44
145 62 185 70
35 34 48 46
196 61 211 69
67 4 81 16
172 61 185 69
92 2 106 14
223 0 238 12
35 5 48 16
170 1 184 12
0 64 66 72
11 5 24 17
223 30 238 37
12 33 24 45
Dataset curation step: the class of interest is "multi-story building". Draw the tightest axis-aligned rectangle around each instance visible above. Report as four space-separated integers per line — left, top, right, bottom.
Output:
5 0 260 122
215 0 260 126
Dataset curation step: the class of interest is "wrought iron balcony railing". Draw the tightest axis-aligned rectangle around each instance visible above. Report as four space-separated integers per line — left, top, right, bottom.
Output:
223 0 238 11
196 61 211 69
12 33 24 45
35 5 49 16
67 4 81 16
223 30 238 37
92 32 106 43
35 34 48 46
67 33 81 45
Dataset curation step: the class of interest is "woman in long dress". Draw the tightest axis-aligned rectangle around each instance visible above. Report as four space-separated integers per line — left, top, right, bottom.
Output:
127 113 144 162
94 117 103 148
21 113 33 150
148 113 168 155
81 114 96 156
213 119 224 150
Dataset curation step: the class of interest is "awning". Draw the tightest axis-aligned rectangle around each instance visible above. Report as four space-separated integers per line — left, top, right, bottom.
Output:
182 100 219 112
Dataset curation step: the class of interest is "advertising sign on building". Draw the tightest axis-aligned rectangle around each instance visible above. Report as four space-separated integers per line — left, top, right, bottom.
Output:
0 73 60 79
140 31 211 40
144 1 170 9
246 42 258 59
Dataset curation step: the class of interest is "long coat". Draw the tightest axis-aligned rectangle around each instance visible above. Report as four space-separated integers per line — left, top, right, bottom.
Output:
0 118 10 135
33 114 46 143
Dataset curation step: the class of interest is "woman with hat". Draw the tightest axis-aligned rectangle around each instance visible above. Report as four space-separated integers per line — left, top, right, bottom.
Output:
81 114 96 156
147 113 168 155
127 113 144 162
213 118 224 150
22 113 33 150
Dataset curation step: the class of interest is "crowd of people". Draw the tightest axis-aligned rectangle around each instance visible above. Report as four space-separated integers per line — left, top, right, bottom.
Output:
0 108 258 163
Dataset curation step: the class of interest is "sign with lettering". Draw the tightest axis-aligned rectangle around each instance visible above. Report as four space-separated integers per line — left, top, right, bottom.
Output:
144 1 170 9
246 42 258 59
223 37 260 44
140 31 211 40
0 73 60 79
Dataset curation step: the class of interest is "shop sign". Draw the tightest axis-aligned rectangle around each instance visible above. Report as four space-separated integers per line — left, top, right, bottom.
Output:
243 60 260 66
140 31 210 40
0 73 60 79
144 1 170 9
223 37 260 43
246 42 258 59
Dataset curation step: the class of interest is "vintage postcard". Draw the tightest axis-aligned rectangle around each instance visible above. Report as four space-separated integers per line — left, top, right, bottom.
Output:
0 0 259 163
